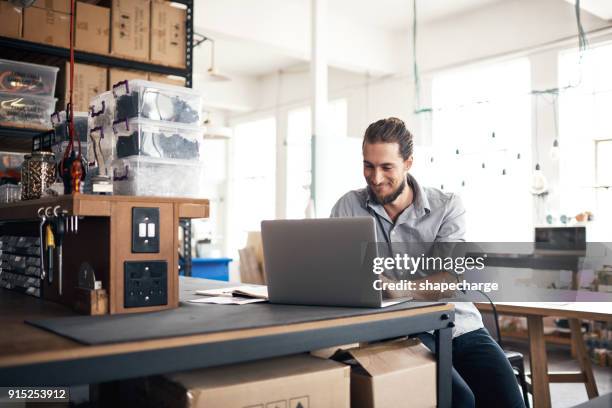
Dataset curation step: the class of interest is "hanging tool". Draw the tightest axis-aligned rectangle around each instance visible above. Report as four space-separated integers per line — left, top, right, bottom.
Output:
53 206 65 295
59 0 86 194
37 207 46 280
45 223 55 284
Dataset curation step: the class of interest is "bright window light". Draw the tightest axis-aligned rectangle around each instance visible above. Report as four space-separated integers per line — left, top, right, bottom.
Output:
428 58 532 241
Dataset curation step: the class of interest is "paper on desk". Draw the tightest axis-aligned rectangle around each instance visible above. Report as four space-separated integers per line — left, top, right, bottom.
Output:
196 285 269 300
188 296 267 305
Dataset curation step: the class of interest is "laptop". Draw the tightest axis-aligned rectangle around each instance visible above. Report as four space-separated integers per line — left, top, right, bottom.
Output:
261 217 411 308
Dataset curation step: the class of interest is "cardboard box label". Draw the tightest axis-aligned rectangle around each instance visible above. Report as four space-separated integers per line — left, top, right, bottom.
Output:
111 0 150 61
150 1 186 68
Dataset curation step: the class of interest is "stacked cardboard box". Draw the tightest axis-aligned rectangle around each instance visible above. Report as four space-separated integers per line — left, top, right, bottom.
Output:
150 0 186 68
63 63 108 113
75 1 110 54
111 0 151 61
0 1 23 39
23 0 70 48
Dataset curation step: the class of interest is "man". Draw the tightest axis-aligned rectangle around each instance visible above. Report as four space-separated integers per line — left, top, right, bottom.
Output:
330 117 525 408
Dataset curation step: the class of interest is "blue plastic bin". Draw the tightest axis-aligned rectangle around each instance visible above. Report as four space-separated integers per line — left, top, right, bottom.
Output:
189 258 232 281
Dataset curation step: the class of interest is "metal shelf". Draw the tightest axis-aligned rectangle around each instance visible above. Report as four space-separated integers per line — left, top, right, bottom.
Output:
0 37 189 78
0 127 43 153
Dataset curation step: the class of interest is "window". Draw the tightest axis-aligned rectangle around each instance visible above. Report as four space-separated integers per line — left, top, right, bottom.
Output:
559 42 612 240
228 117 276 254
427 58 532 241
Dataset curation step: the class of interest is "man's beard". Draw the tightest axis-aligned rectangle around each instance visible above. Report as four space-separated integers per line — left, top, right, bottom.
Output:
367 179 406 205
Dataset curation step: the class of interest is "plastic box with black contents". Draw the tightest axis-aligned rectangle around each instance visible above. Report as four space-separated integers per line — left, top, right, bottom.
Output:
87 79 206 198
110 118 207 198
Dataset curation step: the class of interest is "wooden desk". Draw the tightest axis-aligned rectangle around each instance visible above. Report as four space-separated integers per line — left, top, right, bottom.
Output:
476 302 612 408
0 278 456 408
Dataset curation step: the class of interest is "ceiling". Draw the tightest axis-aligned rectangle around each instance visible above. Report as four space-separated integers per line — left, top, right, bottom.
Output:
193 0 611 80
329 0 504 31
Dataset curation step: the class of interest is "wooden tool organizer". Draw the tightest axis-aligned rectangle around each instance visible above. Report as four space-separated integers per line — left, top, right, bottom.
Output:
0 195 208 314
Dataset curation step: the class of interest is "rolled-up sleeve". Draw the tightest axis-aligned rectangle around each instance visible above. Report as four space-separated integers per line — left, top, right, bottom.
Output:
435 194 466 242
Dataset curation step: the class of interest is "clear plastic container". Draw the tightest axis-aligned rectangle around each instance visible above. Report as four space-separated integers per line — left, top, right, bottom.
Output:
89 126 114 177
0 59 59 97
112 155 206 198
112 118 205 160
0 184 21 203
0 92 56 129
88 90 115 132
111 79 203 125
51 111 89 142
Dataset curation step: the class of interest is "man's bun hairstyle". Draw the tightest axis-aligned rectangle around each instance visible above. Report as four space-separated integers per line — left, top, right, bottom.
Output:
363 117 414 160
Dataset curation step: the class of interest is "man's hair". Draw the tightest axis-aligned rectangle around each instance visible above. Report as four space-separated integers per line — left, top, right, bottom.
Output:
362 117 414 160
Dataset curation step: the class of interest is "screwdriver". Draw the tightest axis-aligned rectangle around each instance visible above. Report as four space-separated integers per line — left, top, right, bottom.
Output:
45 224 55 284
55 214 65 296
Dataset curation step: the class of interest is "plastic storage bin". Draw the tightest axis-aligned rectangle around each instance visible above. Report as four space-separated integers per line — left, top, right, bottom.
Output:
111 79 203 125
0 92 56 129
0 59 59 97
188 258 232 281
112 155 206 198
0 184 21 203
89 126 114 177
52 111 89 142
88 90 115 132
112 118 205 160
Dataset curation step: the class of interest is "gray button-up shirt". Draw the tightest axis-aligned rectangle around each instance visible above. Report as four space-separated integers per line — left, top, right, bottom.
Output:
330 174 484 338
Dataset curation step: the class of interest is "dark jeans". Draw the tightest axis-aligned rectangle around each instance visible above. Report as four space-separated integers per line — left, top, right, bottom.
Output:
418 328 526 408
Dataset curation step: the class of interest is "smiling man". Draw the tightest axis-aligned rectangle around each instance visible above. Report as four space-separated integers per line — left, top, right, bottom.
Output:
330 117 525 408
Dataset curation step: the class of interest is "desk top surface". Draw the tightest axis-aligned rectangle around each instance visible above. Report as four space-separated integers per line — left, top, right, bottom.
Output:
476 302 612 320
0 278 453 369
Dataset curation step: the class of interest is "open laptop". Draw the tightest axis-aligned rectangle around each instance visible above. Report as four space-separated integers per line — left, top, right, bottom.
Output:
261 217 411 308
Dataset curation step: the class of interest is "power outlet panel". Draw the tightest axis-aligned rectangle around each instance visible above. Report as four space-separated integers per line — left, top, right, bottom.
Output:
132 207 160 253
124 261 168 308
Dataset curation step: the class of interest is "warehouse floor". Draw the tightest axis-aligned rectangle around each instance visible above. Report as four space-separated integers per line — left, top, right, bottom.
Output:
504 339 612 408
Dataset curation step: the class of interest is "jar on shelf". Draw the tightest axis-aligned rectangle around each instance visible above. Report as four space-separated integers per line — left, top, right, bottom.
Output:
21 151 56 200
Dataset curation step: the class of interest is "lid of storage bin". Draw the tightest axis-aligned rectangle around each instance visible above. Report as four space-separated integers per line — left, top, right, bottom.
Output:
111 117 206 136
112 155 207 168
0 91 57 103
110 79 203 97
0 58 60 72
0 59 59 96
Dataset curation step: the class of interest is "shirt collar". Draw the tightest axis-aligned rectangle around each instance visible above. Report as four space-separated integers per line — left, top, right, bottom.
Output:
365 173 431 222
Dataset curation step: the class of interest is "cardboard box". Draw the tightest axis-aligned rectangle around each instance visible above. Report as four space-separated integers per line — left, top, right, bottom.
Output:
111 0 150 61
150 0 186 68
125 354 350 408
33 0 70 13
23 7 70 48
333 338 436 408
64 63 107 112
108 68 148 88
0 1 23 39
75 2 110 55
148 73 186 87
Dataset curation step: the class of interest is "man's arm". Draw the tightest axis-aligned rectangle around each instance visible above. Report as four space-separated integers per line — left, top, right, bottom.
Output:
385 194 467 300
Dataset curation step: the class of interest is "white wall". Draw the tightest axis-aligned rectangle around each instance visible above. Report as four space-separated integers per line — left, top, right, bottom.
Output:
204 0 612 266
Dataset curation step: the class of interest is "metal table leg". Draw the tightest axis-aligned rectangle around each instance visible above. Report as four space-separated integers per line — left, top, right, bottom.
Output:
435 326 453 408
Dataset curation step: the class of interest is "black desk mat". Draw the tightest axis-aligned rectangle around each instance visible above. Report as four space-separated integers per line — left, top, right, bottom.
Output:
27 278 442 345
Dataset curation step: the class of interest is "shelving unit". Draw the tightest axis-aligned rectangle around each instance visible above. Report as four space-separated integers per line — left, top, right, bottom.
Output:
0 0 196 273
0 0 194 150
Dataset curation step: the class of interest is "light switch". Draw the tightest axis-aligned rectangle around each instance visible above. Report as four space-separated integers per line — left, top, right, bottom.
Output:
138 223 147 237
147 223 156 237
